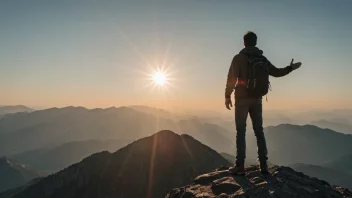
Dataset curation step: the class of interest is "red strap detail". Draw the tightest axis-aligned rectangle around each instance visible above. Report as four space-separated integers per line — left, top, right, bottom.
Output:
237 80 247 86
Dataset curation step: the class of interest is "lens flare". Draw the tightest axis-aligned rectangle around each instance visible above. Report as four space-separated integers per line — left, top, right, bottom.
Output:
152 71 167 86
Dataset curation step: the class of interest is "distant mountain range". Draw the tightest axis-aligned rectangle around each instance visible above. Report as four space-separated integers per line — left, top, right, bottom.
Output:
2 106 352 169
311 119 352 134
9 131 230 198
1 105 352 196
0 106 234 156
1 129 351 197
259 124 352 165
324 154 352 175
0 106 33 116
289 163 352 190
11 139 132 172
0 157 42 192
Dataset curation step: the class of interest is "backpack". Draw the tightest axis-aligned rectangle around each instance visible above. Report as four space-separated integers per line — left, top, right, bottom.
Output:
246 56 270 98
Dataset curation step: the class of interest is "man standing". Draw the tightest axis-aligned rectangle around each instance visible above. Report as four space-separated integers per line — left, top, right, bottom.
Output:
225 31 302 175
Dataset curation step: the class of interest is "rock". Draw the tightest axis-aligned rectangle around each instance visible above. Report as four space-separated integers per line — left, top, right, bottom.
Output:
166 166 352 198
216 166 230 171
216 193 229 198
211 177 241 195
194 171 231 185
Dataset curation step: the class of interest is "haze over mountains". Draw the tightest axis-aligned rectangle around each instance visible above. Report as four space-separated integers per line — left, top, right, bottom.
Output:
261 124 352 165
11 139 131 172
0 105 352 197
0 157 42 192
1 106 351 157
0 106 33 115
0 106 33 120
324 154 352 175
0 106 235 156
311 119 352 134
289 163 352 190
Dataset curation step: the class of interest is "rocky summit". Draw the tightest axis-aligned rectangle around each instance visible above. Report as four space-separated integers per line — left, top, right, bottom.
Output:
166 165 352 198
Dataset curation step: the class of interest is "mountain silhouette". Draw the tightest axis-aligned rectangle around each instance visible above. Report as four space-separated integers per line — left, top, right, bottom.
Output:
10 131 230 198
0 157 41 192
0 106 234 156
324 154 352 175
166 165 352 198
257 124 352 165
311 119 352 134
289 163 352 190
11 139 131 172
0 105 33 116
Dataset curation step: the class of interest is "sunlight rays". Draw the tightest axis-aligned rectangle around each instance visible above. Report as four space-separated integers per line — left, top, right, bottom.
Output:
147 130 158 198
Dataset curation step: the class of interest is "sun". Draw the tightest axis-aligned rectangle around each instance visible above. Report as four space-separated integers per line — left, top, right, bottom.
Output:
152 71 168 86
144 66 174 92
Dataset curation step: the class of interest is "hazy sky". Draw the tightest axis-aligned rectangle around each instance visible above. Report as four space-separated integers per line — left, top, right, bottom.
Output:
1 0 351 111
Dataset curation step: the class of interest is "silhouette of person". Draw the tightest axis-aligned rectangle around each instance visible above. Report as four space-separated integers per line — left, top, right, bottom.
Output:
225 31 302 175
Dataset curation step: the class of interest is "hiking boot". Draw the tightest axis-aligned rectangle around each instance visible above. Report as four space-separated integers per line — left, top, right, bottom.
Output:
259 161 269 175
229 165 245 176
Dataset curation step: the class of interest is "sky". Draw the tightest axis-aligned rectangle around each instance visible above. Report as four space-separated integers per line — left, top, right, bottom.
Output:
0 0 351 111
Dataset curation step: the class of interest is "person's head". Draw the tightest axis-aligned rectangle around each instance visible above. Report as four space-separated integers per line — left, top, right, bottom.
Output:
243 31 257 47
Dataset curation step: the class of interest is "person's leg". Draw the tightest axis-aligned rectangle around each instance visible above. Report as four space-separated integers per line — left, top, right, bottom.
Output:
248 98 268 173
234 98 249 167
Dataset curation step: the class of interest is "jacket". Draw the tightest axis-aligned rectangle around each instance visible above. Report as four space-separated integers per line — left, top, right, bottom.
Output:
225 47 293 98
225 47 292 98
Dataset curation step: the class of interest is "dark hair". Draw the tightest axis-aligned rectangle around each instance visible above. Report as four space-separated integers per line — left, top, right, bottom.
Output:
244 31 257 47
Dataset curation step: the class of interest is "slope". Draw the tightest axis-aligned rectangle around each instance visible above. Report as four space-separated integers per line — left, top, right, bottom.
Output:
11 139 131 172
12 130 230 198
290 163 352 190
324 154 352 175
262 124 352 165
0 157 41 192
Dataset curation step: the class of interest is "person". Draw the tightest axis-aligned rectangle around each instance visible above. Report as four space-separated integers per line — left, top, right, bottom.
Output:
225 31 302 175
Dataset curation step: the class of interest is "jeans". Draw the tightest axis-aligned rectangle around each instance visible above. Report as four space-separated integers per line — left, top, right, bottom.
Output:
235 98 268 166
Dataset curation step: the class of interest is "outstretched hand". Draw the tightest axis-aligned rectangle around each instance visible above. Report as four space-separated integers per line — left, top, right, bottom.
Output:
290 59 302 70
225 97 232 110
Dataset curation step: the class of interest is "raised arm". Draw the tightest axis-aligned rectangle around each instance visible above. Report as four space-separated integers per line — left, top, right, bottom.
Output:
268 59 302 77
267 61 293 77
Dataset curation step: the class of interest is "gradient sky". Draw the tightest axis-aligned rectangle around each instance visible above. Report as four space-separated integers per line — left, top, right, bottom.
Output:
1 0 351 111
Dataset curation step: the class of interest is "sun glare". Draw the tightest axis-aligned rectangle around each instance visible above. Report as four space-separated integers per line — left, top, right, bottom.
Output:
144 66 175 92
152 71 167 86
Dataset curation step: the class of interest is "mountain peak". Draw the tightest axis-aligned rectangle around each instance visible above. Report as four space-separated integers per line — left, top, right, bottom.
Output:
166 165 352 198
153 130 179 137
11 132 230 198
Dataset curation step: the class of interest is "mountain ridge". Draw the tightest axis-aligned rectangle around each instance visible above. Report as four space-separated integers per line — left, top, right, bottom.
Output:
0 106 234 155
261 124 352 165
289 163 352 190
0 157 42 192
11 139 132 172
10 130 231 198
